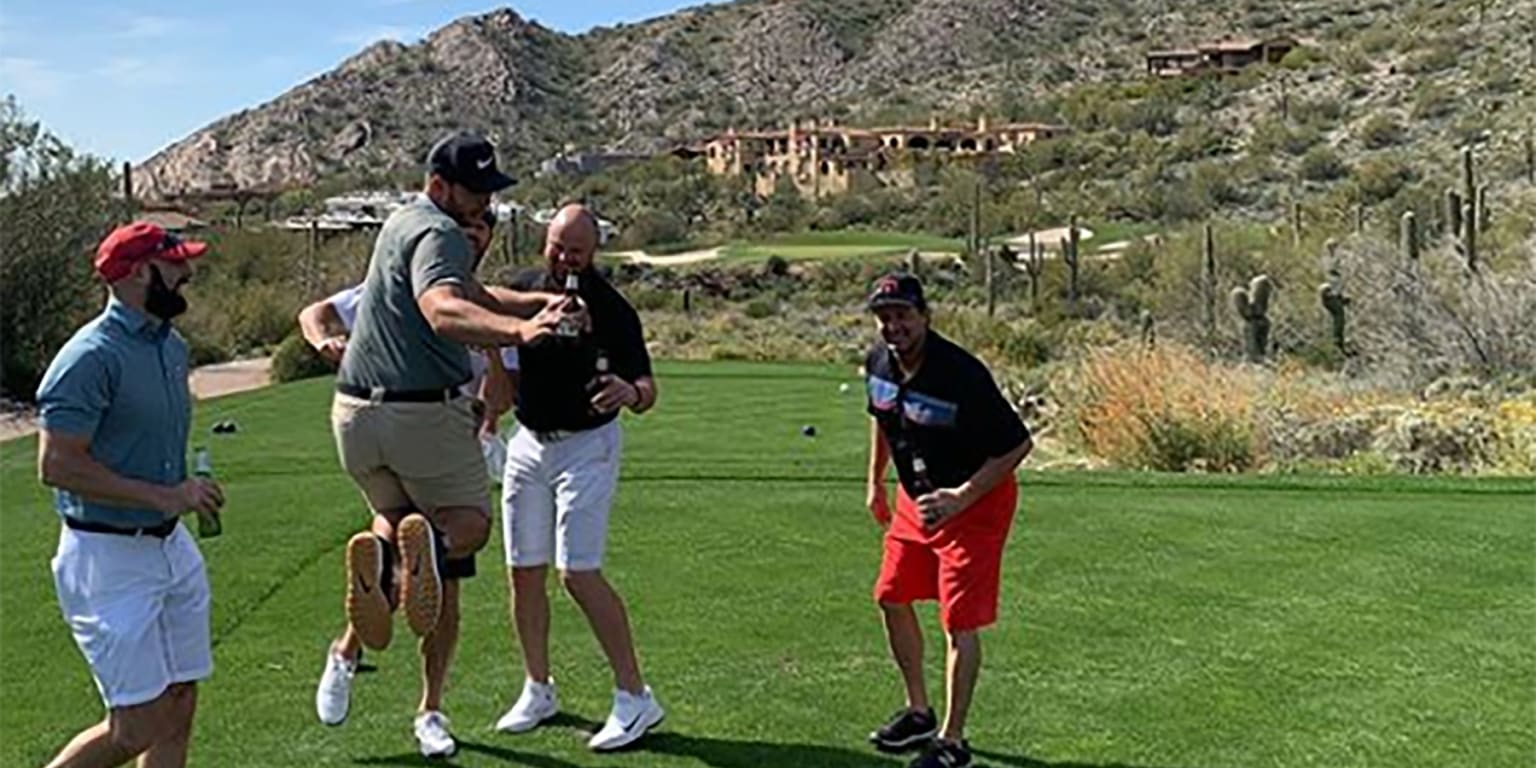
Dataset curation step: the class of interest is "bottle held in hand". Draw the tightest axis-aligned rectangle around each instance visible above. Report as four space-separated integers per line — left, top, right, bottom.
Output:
910 454 934 496
589 350 612 416
555 272 584 339
193 446 221 538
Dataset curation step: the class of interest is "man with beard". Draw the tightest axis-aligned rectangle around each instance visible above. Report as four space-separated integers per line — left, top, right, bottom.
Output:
299 211 519 437
493 204 664 751
35 222 225 768
323 132 575 757
310 209 518 734
861 273 1033 768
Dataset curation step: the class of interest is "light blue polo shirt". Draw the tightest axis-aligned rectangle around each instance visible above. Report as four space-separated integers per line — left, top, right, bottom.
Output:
35 297 192 528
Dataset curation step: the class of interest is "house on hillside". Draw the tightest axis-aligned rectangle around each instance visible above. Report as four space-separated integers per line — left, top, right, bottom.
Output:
1146 36 1298 77
695 116 1070 199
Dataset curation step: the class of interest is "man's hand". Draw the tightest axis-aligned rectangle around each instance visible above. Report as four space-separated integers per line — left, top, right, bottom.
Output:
315 335 347 364
159 478 225 518
589 374 638 414
867 482 891 529
522 302 572 346
554 294 592 333
916 488 966 529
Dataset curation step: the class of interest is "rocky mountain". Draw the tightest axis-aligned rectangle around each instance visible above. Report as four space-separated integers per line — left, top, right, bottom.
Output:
134 0 1536 199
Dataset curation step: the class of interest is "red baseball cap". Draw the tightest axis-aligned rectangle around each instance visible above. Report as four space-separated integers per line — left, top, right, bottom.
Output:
95 221 208 282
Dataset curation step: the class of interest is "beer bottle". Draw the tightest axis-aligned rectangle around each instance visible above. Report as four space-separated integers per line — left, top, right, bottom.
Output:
555 272 584 338
909 454 935 496
193 446 221 538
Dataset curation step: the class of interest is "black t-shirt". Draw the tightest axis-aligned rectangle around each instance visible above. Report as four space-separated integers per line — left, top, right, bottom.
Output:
509 267 652 432
865 331 1030 497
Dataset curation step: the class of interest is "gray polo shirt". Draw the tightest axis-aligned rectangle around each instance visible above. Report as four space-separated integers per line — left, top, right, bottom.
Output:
338 196 475 391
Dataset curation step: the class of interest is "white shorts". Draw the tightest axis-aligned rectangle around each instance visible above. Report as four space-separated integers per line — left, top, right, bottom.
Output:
501 421 622 571
50 523 213 709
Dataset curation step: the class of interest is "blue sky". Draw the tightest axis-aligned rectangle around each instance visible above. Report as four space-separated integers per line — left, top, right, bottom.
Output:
0 1 697 163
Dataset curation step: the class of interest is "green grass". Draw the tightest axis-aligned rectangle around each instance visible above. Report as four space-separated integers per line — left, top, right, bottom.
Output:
2 361 1534 767
720 231 964 262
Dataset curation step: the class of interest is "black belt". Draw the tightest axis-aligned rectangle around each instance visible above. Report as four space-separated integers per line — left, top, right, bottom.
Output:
337 383 462 403
64 516 179 538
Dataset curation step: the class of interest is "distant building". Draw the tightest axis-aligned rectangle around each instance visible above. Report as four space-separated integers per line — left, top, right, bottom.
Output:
136 209 209 232
695 116 1070 198
277 192 523 231
1146 37 1298 77
538 150 650 178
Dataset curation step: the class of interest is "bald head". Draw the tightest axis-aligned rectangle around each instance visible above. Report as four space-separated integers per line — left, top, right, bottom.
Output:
544 203 600 278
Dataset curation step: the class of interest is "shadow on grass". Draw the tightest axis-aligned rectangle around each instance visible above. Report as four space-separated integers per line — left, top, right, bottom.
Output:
353 728 1172 768
972 747 1175 768
352 738 584 768
635 733 1171 768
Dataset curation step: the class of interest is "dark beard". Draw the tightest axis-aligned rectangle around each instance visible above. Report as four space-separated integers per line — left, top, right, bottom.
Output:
145 266 188 321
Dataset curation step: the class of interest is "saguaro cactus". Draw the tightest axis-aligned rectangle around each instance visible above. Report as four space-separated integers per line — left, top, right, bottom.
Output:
1202 223 1217 346
1445 188 1462 240
1291 201 1303 247
1318 278 1350 356
1525 124 1534 184
1230 275 1274 363
1463 198 1478 271
1024 235 1044 310
1065 214 1081 306
1139 310 1156 348
1400 210 1419 267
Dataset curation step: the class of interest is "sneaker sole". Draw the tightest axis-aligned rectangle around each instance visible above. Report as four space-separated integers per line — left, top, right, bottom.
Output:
496 705 559 734
345 534 392 651
590 707 665 752
869 726 938 753
419 742 457 759
397 515 442 637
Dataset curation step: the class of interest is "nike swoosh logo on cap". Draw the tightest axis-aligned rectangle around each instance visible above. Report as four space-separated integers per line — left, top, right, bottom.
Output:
477 157 494 170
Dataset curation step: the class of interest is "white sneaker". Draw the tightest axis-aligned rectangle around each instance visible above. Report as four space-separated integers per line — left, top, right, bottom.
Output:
588 686 664 751
315 650 356 726
414 711 457 759
494 678 559 733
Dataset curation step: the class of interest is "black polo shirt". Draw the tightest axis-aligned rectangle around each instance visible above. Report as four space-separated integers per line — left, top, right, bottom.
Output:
865 331 1030 497
509 267 652 433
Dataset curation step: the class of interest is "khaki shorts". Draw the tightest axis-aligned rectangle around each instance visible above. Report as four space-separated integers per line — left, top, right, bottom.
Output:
331 393 489 515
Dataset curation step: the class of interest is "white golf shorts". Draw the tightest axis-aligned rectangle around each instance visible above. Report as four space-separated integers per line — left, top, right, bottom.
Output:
501 421 622 571
50 523 213 709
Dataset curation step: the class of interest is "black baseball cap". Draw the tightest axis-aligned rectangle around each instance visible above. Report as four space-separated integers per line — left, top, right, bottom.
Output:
427 132 515 194
867 273 927 312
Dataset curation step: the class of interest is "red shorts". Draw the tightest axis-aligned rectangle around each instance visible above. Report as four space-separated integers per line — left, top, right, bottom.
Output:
873 478 1017 632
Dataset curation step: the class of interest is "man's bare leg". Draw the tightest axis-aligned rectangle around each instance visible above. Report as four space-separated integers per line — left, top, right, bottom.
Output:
939 630 982 742
136 684 197 768
881 601 930 712
419 580 460 712
47 685 194 768
562 569 644 694
510 566 552 683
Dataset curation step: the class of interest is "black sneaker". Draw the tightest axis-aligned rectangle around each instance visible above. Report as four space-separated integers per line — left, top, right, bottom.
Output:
908 739 972 768
868 707 938 752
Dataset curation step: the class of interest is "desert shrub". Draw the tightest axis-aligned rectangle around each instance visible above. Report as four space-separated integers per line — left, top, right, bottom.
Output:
1350 153 1415 204
1358 113 1406 149
270 333 333 383
1293 96 1347 129
743 299 777 319
1063 344 1256 472
1299 145 1349 182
